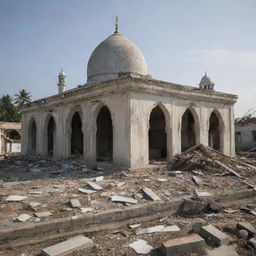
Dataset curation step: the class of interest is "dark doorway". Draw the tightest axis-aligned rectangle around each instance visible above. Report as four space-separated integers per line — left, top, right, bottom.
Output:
181 109 195 152
149 106 167 160
7 130 20 140
96 106 113 161
71 112 83 154
29 120 36 154
209 112 220 151
47 116 55 155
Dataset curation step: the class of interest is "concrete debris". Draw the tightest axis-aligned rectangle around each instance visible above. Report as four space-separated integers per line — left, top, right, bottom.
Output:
136 225 180 235
141 187 161 201
110 195 138 204
28 191 43 195
87 181 103 191
223 209 239 214
180 199 207 216
240 205 256 216
29 202 41 207
16 213 31 222
157 178 167 182
208 245 238 256
80 208 93 213
237 229 248 239
34 217 41 223
192 175 202 186
41 235 93 256
128 239 153 255
53 184 65 190
129 223 141 229
78 188 96 194
196 190 213 197
95 176 104 181
199 224 229 246
34 211 53 218
161 234 206 256
116 182 125 187
5 195 27 202
248 237 256 249
237 222 256 236
133 193 143 200
70 199 81 208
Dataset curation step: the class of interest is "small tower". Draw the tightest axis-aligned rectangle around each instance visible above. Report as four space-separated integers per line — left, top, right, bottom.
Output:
57 69 66 93
199 72 215 90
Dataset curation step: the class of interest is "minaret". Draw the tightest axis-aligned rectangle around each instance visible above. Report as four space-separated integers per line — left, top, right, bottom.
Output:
57 69 66 93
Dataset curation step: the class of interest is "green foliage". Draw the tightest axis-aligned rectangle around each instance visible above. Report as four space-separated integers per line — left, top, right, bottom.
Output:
14 89 32 107
0 95 21 122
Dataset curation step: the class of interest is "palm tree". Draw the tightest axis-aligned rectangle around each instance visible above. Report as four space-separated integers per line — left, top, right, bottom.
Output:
14 89 32 106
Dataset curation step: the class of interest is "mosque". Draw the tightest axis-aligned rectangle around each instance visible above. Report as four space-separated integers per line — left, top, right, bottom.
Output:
21 19 237 168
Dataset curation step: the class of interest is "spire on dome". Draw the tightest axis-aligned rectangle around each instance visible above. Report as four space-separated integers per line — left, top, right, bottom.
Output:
199 72 215 91
114 16 119 34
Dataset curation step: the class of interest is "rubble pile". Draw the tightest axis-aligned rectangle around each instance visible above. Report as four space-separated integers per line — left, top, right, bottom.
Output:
172 144 256 179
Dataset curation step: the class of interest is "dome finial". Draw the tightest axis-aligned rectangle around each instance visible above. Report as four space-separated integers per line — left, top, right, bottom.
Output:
115 16 119 34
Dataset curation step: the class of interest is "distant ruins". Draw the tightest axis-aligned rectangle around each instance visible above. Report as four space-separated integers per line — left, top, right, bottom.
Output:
21 20 237 168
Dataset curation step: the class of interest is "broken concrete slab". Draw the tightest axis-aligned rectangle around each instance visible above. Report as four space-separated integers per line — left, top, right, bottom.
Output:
161 234 206 256
157 178 167 182
34 211 53 218
136 225 180 235
196 190 213 197
41 235 93 256
129 224 141 229
80 208 93 213
70 199 81 208
192 175 202 186
248 237 256 249
142 187 161 201
16 213 31 222
30 202 41 207
128 239 153 255
87 181 103 191
5 195 27 202
207 245 238 256
200 224 229 246
95 176 104 181
78 188 96 194
110 195 137 204
237 222 256 236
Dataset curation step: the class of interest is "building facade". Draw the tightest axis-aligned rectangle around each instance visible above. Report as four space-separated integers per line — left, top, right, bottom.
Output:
21 23 237 168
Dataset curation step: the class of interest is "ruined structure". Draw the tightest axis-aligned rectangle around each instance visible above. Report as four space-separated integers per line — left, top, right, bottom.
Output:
0 122 21 155
21 20 237 168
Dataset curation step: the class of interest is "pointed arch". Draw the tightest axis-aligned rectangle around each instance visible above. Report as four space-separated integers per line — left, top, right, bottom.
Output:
181 106 199 152
148 104 167 161
71 111 83 154
28 118 37 154
208 109 225 152
96 105 113 161
45 115 56 155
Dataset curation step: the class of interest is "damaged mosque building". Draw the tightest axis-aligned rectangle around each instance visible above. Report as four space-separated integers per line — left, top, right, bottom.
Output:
21 20 237 168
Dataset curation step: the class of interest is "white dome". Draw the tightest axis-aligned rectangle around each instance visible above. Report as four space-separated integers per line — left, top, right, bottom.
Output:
87 33 147 82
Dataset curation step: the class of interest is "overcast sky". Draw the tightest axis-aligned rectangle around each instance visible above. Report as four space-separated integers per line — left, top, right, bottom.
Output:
0 0 255 117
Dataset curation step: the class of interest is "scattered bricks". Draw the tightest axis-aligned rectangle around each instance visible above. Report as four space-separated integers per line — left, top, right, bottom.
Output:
199 224 229 246
142 187 161 201
237 222 256 236
41 235 93 256
161 234 206 256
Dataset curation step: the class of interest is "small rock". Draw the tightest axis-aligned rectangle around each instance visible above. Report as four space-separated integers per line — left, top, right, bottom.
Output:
133 193 143 200
208 202 223 213
237 229 248 240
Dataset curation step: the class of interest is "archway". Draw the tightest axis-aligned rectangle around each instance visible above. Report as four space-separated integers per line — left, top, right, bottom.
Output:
28 119 36 154
47 116 56 155
148 105 167 160
71 112 83 154
96 106 113 161
181 109 196 152
208 112 221 151
6 130 20 140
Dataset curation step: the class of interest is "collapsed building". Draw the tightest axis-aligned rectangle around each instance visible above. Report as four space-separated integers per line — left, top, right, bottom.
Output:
0 122 21 155
21 21 237 168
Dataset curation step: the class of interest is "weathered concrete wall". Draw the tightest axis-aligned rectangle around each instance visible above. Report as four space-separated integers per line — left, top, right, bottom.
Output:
235 122 256 150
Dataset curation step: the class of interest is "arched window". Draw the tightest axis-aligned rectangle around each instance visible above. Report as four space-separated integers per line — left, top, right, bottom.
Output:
181 109 196 152
47 116 56 155
71 112 83 154
28 119 36 154
208 112 221 151
96 106 113 161
148 106 167 160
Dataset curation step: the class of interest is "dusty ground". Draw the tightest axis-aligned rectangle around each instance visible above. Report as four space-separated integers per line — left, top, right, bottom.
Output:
0 154 256 255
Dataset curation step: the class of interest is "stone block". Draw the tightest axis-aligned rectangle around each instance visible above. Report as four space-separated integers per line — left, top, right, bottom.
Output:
199 224 229 246
41 235 93 256
237 222 256 236
142 187 161 201
161 234 206 256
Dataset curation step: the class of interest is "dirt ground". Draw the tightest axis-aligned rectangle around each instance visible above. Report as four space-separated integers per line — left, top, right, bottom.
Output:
0 154 256 255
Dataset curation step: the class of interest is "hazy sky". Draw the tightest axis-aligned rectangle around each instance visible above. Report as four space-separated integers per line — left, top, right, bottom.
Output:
1 0 255 117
